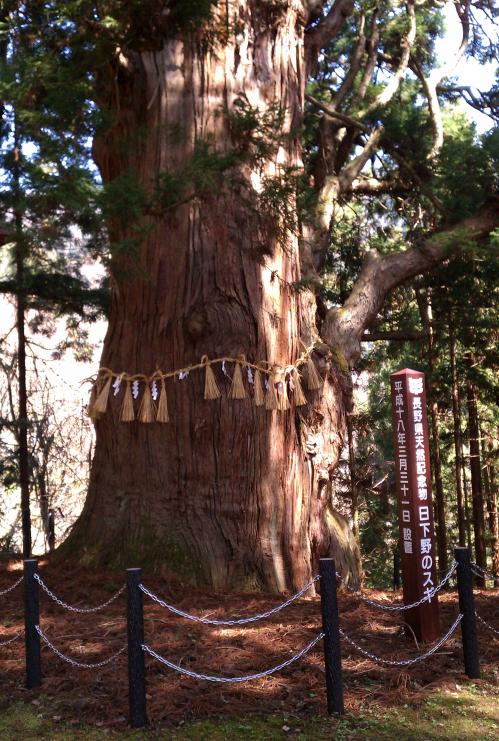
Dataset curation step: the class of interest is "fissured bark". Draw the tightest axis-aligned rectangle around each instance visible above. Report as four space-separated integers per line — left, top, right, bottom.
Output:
64 2 360 592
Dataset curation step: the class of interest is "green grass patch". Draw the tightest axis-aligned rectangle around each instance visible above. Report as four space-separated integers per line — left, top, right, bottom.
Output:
0 684 497 740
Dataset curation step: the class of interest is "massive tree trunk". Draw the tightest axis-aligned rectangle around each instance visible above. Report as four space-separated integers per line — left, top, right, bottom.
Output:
65 1 360 592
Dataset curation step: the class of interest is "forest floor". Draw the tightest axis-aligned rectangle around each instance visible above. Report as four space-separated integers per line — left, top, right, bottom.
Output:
0 560 498 740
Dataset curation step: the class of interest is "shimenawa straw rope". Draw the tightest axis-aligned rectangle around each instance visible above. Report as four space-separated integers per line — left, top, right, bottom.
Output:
87 347 322 422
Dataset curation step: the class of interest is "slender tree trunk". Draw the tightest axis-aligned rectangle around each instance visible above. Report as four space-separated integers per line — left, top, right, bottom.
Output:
462 451 473 553
346 412 359 538
417 290 447 573
448 319 466 546
482 435 499 587
63 3 361 592
36 471 50 551
13 120 31 558
465 361 486 587
379 477 390 516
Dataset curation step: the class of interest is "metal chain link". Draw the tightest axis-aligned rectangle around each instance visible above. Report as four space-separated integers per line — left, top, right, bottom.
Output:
475 611 499 637
0 575 23 596
470 563 497 582
36 625 126 668
0 633 21 647
142 631 324 683
339 562 457 612
340 613 463 667
34 574 125 613
139 576 320 626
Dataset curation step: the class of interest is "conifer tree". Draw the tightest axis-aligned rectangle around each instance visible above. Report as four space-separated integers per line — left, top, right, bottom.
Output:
1 1 497 590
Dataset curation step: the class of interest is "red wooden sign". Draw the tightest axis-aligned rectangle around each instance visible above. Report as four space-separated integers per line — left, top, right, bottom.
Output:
390 369 440 642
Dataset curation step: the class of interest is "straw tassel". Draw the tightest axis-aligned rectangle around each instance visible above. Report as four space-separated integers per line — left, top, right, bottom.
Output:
229 361 246 399
202 356 221 400
265 373 279 410
138 381 155 423
86 382 99 420
277 377 289 412
306 356 322 390
254 369 264 406
277 379 290 411
92 373 112 416
120 380 135 422
292 369 307 406
156 378 169 423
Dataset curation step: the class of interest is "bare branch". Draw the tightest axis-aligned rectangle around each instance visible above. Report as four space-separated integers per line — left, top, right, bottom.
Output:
412 58 444 160
411 1 471 158
339 126 384 188
357 9 380 100
305 94 446 213
361 330 428 342
321 196 499 365
349 176 411 195
305 0 355 73
306 94 366 131
437 84 499 121
357 0 416 117
436 0 470 82
331 12 366 109
312 126 383 233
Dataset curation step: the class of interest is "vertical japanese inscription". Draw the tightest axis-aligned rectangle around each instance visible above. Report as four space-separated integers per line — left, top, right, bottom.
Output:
391 369 440 642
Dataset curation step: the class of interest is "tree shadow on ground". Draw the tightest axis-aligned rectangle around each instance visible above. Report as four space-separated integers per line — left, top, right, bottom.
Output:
0 561 497 735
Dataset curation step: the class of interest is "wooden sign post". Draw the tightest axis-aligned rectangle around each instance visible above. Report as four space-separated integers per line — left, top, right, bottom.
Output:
390 369 440 642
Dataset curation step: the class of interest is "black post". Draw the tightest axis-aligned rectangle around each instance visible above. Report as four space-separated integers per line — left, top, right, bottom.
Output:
455 547 480 679
393 548 401 590
24 559 41 689
127 568 147 728
319 558 344 715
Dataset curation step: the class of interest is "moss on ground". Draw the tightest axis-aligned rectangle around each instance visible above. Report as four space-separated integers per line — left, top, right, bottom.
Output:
0 684 497 740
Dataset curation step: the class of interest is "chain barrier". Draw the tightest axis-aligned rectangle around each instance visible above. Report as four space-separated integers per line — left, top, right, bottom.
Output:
470 563 497 583
338 562 457 612
0 575 23 596
34 574 125 613
0 633 21 647
339 613 463 667
139 576 320 626
475 611 499 637
35 625 126 668
142 631 324 683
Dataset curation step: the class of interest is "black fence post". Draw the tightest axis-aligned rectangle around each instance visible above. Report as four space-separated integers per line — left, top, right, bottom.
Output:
24 559 41 689
455 547 480 679
319 558 344 715
127 568 147 728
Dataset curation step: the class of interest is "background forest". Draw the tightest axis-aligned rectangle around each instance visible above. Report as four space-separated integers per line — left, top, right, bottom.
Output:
0 0 497 588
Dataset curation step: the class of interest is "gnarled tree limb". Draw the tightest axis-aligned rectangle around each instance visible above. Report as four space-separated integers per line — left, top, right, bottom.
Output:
331 12 366 109
349 176 411 195
357 0 416 117
361 330 428 342
339 125 384 189
305 0 355 74
411 0 470 159
320 196 499 365
357 9 380 100
305 93 446 214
